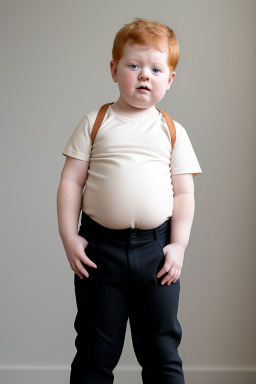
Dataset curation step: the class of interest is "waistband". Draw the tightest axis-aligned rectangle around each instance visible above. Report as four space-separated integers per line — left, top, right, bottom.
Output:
79 211 170 241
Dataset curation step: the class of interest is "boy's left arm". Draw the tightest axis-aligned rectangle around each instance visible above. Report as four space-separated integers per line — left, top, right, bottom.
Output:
156 174 195 285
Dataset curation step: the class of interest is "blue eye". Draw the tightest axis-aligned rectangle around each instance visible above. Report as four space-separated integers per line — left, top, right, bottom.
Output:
152 68 161 73
129 64 138 69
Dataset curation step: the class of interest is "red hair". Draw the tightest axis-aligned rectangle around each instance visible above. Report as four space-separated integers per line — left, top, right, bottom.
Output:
112 18 180 73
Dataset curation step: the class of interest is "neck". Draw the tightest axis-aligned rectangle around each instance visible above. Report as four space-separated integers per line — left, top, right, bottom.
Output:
111 99 159 119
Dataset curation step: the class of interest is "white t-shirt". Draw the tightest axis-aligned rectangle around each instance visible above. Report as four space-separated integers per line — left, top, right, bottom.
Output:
62 104 202 229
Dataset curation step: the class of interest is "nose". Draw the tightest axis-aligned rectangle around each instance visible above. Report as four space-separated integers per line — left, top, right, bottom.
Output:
138 68 150 81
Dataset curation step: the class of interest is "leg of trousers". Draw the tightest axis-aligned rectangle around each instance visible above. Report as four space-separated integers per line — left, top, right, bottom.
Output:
70 211 185 384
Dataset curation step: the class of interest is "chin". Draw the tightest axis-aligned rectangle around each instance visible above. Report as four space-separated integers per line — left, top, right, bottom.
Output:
128 100 155 109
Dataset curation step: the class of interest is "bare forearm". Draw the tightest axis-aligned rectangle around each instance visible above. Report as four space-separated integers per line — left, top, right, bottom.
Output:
170 193 195 249
57 180 83 242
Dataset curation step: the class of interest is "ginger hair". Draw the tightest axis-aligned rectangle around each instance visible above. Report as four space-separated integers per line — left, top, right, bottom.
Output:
112 18 180 73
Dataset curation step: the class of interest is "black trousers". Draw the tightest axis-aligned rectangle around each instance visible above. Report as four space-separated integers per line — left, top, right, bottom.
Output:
70 211 185 384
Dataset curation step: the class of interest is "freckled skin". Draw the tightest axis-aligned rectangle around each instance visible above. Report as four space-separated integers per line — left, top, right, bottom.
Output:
110 39 176 116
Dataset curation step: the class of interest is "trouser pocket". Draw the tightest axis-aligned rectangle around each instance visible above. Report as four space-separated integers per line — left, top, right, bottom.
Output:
157 237 165 258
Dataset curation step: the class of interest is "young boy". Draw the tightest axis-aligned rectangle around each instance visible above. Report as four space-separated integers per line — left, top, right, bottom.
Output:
57 17 202 384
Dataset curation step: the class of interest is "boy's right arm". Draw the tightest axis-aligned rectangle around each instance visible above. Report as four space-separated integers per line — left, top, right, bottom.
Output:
57 156 97 279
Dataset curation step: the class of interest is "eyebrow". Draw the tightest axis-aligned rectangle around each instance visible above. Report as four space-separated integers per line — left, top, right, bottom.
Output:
124 58 140 62
125 58 165 67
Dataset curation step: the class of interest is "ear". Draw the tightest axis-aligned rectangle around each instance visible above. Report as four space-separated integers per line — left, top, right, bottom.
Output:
166 71 176 91
110 60 118 83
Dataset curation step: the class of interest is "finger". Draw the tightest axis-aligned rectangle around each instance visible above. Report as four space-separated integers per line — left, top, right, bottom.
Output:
83 243 97 268
161 267 176 285
79 265 89 279
173 269 180 283
77 271 85 280
70 262 82 279
83 253 98 269
169 267 178 283
156 263 171 279
167 269 179 285
73 267 86 280
72 258 90 279
160 271 172 285
74 260 89 279
79 254 99 279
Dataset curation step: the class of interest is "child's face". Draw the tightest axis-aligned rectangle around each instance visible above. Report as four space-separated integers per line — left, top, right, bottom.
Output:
110 39 176 110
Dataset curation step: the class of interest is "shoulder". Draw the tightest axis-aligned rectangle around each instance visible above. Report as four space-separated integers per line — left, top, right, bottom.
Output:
159 110 185 135
172 119 198 147
86 109 99 123
84 106 112 134
76 108 101 135
82 109 97 134
172 119 186 137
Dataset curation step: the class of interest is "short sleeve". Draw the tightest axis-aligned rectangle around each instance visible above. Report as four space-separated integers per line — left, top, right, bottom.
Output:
62 114 92 161
171 121 202 177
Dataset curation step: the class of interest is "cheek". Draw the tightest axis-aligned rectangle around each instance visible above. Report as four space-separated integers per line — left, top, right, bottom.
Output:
154 78 169 94
119 72 135 91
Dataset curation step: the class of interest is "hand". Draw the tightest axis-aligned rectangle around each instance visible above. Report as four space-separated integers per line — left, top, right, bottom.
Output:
62 234 97 280
156 243 185 285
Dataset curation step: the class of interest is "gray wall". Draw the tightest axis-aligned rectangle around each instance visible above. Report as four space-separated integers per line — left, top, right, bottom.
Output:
1 0 256 383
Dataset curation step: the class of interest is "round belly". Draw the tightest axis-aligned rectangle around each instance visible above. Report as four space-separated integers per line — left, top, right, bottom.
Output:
82 160 173 229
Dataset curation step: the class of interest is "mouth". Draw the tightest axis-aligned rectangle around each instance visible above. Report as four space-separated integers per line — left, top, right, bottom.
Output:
137 86 150 91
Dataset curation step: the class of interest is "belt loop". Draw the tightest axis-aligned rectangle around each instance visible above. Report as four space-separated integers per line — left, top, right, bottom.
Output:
154 227 160 241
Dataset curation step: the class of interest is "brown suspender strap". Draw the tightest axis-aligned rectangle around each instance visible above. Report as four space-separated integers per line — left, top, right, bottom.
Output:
156 108 176 155
91 103 176 159
91 102 114 145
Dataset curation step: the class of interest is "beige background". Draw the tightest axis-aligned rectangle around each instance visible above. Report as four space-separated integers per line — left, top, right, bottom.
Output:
1 0 256 383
